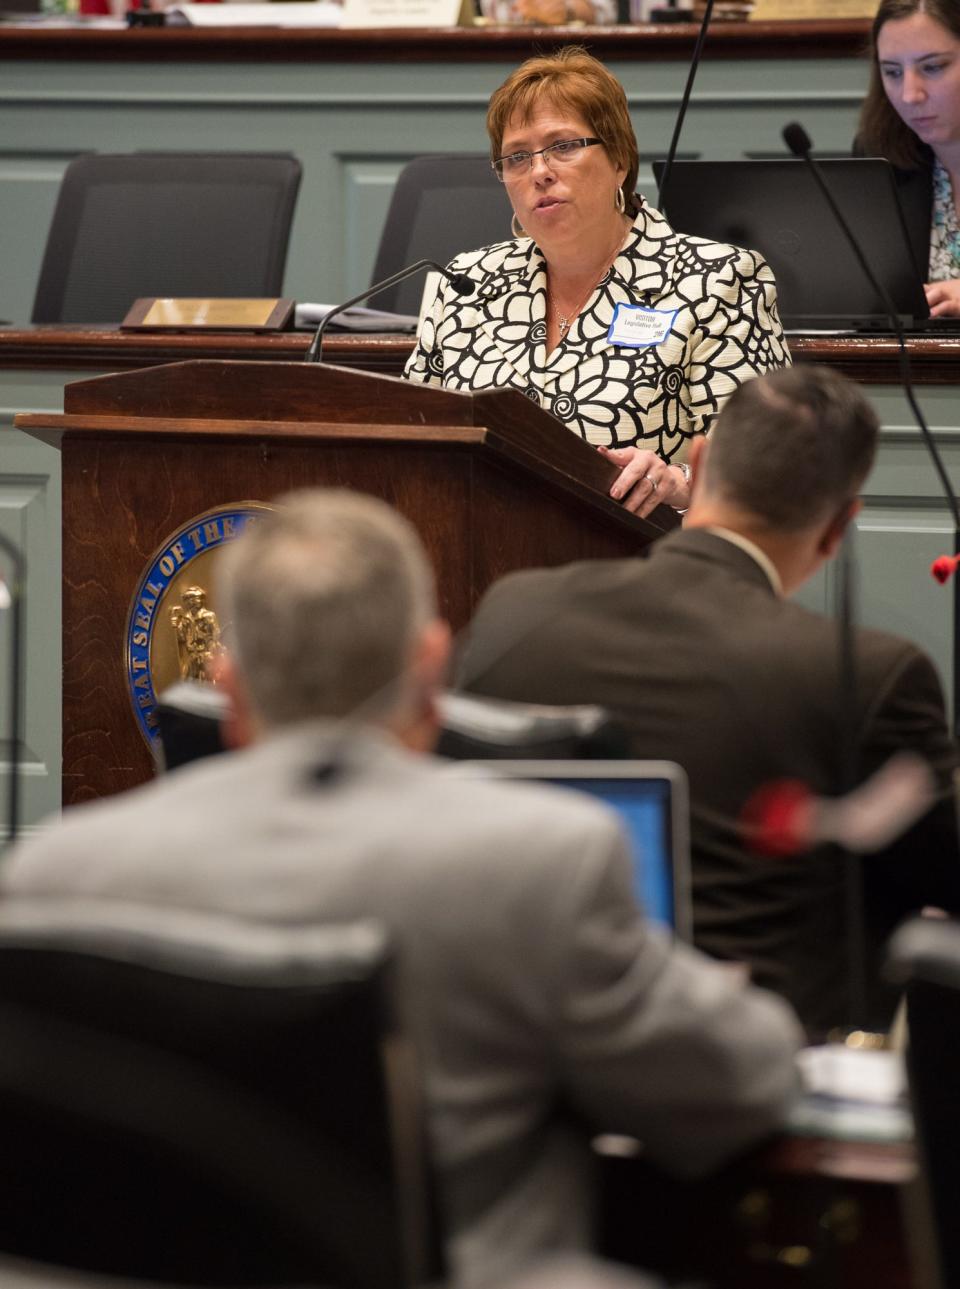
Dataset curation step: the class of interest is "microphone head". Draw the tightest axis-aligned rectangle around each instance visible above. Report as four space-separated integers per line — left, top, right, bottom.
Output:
931 554 959 584
448 273 474 297
782 122 813 159
740 778 814 857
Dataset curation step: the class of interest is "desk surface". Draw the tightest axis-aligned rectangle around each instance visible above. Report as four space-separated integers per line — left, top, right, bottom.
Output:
600 1131 916 1289
0 20 871 64
0 326 413 377
4 325 960 386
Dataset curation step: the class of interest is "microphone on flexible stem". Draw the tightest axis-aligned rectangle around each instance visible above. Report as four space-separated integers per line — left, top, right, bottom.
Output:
742 752 936 860
783 121 960 734
742 746 937 1038
304 259 473 364
656 0 715 216
0 533 25 853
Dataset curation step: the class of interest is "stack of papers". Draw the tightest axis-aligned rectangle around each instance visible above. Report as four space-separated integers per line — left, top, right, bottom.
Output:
790 1045 912 1142
168 3 342 25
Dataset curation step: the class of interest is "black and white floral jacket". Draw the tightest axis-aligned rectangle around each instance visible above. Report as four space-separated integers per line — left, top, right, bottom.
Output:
404 201 791 461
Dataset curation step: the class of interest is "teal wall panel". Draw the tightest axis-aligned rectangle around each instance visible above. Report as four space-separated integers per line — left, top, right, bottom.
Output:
8 43 954 829
0 51 870 324
0 156 69 323
0 412 63 838
857 507 955 682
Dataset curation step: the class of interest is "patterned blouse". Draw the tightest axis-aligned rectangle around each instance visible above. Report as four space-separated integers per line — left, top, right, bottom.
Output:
929 157 960 282
404 202 790 462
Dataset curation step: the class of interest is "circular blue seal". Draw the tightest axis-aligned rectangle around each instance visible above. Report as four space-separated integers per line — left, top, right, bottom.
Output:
124 503 271 748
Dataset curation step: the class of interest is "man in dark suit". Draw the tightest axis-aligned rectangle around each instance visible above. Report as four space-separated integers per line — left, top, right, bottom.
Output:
457 365 960 1037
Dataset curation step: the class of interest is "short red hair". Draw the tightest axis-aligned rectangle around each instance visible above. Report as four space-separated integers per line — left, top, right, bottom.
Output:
486 46 640 215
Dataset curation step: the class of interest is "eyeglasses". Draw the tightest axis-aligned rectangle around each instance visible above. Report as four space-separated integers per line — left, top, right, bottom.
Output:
491 137 604 182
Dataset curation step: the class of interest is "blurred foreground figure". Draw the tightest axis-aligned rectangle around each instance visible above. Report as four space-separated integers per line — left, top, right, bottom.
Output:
2 489 801 1288
499 1254 663 1289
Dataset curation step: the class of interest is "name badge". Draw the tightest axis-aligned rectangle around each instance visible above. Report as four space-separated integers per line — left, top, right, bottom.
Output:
607 304 678 348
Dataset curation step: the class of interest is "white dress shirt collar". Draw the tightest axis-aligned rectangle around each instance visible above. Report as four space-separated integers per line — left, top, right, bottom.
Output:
705 526 783 597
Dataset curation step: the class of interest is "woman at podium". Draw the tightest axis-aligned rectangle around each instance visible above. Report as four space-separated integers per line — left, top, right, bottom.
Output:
858 0 960 318
404 48 789 517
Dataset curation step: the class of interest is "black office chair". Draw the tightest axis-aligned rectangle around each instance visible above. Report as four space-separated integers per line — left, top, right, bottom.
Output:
437 692 629 761
370 155 512 316
155 685 628 768
886 916 960 1289
0 1253 289 1289
0 899 442 1289
32 152 302 324
155 681 233 771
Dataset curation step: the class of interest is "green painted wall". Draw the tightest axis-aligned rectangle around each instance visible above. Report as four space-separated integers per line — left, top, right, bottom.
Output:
5 45 959 832
0 50 869 323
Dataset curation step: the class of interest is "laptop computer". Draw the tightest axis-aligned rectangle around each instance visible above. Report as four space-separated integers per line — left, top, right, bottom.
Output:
652 158 930 331
453 760 692 940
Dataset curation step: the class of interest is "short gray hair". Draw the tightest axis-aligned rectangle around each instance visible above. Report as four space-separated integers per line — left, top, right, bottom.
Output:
217 489 437 726
700 366 879 530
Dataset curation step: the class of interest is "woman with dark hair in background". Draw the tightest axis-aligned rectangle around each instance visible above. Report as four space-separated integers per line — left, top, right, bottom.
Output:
405 47 789 518
859 0 960 317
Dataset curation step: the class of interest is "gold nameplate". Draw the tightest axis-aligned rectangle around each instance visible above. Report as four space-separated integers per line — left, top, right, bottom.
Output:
750 0 877 16
121 298 294 332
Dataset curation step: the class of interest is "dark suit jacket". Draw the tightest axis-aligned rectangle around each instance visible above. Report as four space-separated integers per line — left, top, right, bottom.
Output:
456 529 960 1036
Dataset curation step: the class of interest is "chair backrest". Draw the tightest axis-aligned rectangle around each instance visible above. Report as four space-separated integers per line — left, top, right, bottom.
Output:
155 681 232 771
32 152 302 324
437 692 629 761
370 155 512 316
0 1251 284 1289
155 686 628 771
0 899 441 1289
887 917 960 1289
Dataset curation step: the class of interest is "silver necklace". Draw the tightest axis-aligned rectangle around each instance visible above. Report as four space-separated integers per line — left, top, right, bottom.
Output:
549 233 625 338
555 292 593 337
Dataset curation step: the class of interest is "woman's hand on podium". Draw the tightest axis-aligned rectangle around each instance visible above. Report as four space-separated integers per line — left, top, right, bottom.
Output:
597 445 691 519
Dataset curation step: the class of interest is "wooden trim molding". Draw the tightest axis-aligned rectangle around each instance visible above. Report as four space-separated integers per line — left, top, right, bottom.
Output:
0 327 412 377
786 334 960 384
0 20 871 64
3 327 960 386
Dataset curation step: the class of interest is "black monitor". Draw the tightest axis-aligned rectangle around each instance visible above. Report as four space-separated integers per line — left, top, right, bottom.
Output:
653 158 929 330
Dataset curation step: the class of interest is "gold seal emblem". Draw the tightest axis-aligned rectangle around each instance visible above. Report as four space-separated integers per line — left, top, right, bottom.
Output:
170 586 223 682
125 504 271 747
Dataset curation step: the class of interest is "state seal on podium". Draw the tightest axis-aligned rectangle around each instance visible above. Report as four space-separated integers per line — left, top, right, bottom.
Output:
124 504 271 747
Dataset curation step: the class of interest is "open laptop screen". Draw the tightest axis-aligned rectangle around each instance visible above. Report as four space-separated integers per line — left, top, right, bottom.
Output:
457 760 692 940
653 158 928 330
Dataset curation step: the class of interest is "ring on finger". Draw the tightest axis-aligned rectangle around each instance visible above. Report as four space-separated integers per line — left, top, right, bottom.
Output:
647 475 659 493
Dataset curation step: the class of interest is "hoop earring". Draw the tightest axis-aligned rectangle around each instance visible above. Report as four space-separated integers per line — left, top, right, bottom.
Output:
615 187 626 215
511 213 525 239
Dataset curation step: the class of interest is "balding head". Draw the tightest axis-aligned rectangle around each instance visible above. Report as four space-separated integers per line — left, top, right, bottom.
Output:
217 489 445 736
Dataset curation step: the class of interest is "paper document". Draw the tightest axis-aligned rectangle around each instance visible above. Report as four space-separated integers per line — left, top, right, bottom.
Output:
789 1045 912 1142
169 3 342 26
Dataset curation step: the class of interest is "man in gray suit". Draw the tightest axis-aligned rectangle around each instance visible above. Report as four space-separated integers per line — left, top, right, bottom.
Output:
1 490 801 1288
457 366 960 1038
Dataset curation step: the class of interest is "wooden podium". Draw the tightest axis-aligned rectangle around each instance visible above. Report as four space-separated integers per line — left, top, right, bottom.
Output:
15 360 678 805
